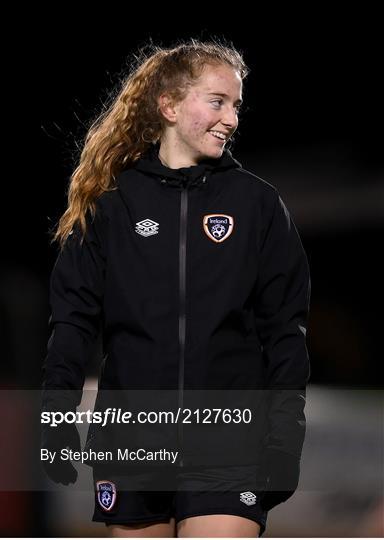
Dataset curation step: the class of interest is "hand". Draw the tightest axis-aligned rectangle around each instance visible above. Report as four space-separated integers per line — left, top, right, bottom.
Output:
259 448 300 511
41 421 81 485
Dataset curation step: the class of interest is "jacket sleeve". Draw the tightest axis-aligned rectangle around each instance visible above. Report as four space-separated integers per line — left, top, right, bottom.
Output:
42 203 106 410
254 189 311 459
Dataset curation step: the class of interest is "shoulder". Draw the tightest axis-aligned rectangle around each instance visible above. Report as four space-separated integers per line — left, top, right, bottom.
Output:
94 187 121 218
236 166 278 196
227 165 280 218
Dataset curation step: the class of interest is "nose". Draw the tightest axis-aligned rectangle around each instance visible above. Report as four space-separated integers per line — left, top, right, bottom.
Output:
221 105 238 130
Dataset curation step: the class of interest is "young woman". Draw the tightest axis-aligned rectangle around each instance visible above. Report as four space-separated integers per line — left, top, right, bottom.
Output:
42 39 311 538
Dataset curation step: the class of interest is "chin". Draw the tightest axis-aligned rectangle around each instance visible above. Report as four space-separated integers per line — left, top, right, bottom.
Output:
202 146 224 160
193 142 224 163
210 147 224 159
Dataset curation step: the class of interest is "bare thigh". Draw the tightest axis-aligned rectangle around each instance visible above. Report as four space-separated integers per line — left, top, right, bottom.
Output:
107 517 176 538
177 514 261 538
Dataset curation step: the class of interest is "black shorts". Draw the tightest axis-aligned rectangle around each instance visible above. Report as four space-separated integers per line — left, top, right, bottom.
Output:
92 463 268 537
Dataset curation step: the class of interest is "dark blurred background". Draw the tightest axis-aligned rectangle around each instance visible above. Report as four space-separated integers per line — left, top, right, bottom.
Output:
1 12 383 537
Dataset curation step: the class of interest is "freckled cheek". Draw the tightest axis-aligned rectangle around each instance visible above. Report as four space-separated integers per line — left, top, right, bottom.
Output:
178 107 212 139
190 117 211 138
180 121 205 140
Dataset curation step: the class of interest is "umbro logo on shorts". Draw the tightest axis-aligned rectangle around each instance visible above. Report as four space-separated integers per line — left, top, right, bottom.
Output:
240 491 257 506
203 214 234 243
96 480 116 511
135 218 159 237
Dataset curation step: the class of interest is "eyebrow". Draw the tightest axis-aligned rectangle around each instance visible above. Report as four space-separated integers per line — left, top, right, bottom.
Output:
207 92 243 105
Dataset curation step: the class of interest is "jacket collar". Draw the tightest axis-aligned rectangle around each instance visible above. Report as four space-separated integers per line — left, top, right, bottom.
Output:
133 141 241 189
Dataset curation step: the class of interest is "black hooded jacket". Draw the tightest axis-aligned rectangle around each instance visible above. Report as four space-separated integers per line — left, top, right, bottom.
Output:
43 142 311 471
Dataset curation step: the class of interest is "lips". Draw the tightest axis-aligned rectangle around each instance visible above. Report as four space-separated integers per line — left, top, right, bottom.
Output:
209 132 226 143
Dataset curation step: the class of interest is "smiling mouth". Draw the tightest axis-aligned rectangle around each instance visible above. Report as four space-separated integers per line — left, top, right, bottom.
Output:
209 132 227 143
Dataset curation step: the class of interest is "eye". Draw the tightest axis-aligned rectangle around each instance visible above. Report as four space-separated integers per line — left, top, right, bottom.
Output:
211 99 242 115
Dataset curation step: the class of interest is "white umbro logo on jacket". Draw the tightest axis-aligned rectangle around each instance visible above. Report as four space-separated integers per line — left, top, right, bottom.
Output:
135 218 159 237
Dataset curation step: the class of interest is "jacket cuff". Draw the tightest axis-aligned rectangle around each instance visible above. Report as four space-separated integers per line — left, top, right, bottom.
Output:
263 447 301 492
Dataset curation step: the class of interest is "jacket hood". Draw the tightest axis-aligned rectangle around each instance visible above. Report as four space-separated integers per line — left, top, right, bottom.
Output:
133 141 242 188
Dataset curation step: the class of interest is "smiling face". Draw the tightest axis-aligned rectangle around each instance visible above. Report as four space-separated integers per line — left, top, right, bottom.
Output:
158 63 243 167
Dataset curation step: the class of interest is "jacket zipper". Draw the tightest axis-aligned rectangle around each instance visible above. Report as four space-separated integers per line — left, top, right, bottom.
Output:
178 179 188 467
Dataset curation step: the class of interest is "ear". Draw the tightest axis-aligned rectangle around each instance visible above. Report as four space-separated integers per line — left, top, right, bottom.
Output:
158 94 178 123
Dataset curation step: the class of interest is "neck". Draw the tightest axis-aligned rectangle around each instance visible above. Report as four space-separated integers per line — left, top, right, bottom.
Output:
158 139 198 169
158 152 172 168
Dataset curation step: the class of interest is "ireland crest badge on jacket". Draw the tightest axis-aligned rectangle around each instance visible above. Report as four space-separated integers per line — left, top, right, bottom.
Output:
203 214 234 243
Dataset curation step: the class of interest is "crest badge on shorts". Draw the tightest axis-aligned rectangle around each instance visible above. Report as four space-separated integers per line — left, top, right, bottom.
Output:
96 480 116 511
203 214 234 243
